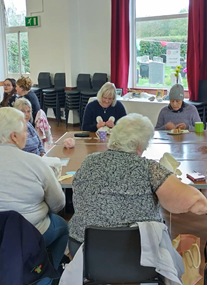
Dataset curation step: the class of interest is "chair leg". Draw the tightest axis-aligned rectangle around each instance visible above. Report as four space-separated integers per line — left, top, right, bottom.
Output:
65 109 69 128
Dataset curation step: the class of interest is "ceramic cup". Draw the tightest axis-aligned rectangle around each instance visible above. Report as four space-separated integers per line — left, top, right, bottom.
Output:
195 122 204 133
96 129 107 141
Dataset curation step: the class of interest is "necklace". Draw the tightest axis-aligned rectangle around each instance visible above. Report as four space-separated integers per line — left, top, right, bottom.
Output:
103 108 107 114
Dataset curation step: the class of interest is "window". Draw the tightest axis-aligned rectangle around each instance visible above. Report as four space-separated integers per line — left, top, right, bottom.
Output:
135 0 189 89
3 0 30 76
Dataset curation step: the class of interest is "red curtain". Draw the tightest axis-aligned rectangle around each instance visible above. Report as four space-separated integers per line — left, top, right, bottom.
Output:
187 0 207 101
111 0 129 95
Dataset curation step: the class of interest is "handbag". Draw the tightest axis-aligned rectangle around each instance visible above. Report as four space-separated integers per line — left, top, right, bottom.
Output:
204 241 207 285
172 234 202 285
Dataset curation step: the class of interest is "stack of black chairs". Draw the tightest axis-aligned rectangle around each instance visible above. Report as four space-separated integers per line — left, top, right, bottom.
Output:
80 73 108 127
65 74 91 128
31 72 53 109
42 73 66 126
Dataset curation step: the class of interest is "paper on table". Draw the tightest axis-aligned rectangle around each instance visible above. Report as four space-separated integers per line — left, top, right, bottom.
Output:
66 171 76 175
60 158 70 166
58 174 73 182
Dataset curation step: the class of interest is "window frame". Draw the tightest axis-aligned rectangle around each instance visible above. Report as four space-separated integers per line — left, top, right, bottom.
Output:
2 0 30 78
131 1 188 90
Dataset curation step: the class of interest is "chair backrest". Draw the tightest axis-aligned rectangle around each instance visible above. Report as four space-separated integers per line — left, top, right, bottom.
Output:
38 72 53 89
84 226 163 284
92 73 108 90
77 74 92 90
54 73 66 89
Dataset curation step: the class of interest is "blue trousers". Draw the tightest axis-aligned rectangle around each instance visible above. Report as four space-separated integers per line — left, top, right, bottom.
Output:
37 213 69 285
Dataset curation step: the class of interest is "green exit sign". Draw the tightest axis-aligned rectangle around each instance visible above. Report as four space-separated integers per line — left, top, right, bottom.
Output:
25 16 40 27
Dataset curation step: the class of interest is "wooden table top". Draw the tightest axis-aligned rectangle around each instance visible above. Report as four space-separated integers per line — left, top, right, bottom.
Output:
55 131 109 145
46 130 207 188
152 130 207 144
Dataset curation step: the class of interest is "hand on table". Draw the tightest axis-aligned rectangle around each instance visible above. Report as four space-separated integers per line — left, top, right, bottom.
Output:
176 123 186 130
165 122 176 130
105 120 114 128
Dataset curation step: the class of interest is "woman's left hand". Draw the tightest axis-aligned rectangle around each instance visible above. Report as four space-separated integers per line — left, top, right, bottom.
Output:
40 152 45 157
105 120 114 128
176 123 186 130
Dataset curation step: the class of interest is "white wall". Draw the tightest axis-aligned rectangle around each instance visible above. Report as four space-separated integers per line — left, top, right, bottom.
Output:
26 0 111 86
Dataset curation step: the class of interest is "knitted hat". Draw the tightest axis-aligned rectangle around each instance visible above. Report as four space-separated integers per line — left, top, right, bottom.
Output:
169 84 184 101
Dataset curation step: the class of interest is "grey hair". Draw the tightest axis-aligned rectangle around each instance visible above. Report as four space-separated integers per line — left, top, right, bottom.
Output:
13 97 32 110
108 113 154 153
0 107 25 143
97 82 117 107
13 98 33 123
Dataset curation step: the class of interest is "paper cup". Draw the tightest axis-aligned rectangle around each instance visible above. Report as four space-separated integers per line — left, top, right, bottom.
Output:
96 130 107 141
195 122 204 133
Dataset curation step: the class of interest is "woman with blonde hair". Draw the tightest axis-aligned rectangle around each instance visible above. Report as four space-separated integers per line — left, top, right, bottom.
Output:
82 82 126 131
16 77 40 121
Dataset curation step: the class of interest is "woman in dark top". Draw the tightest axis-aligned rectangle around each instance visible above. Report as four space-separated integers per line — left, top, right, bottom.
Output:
0 78 18 107
82 82 126 132
16 77 40 121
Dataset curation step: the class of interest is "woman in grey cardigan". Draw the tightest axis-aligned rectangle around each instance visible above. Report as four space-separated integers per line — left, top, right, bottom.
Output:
0 107 68 285
155 84 201 131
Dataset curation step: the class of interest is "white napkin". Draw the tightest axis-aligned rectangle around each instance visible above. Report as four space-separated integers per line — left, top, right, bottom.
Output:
41 157 62 179
159 153 182 176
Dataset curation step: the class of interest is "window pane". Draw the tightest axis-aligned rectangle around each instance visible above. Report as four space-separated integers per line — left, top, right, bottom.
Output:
4 0 26 27
136 0 189 17
6 33 20 74
136 18 188 88
20 32 30 74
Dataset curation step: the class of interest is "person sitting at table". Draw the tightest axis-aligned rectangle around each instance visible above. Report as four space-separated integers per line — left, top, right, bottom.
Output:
14 98 45 156
0 78 18 107
16 76 40 122
82 82 126 132
155 84 201 131
68 113 207 256
0 107 68 283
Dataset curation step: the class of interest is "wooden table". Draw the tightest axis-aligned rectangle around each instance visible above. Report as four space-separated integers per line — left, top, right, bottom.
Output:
46 130 207 189
55 131 109 145
46 143 108 188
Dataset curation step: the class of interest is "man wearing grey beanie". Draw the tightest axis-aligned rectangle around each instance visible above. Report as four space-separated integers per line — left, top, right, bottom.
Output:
155 84 201 131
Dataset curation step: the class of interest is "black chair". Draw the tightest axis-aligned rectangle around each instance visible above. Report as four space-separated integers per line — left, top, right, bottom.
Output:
31 86 43 109
42 73 66 126
66 74 92 96
91 73 108 91
31 72 53 109
65 92 80 128
79 73 108 126
84 226 165 284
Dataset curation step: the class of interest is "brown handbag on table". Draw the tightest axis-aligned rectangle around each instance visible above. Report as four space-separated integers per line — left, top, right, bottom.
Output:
172 234 202 285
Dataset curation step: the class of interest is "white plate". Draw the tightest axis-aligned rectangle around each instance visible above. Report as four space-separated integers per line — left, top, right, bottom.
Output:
167 130 189 135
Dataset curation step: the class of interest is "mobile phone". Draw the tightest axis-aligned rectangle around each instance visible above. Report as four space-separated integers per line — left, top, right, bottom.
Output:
74 133 90 137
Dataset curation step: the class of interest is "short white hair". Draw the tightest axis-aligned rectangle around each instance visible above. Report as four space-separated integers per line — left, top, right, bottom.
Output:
108 113 154 153
97 82 117 107
0 107 25 143
13 97 32 110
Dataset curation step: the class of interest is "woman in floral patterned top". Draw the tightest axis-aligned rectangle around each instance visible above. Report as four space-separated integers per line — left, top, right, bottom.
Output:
68 113 207 256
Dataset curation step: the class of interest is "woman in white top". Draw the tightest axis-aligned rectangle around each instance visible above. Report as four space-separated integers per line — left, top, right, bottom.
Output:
0 107 68 284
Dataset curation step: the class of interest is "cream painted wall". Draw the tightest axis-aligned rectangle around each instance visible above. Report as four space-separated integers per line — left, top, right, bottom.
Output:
26 0 111 86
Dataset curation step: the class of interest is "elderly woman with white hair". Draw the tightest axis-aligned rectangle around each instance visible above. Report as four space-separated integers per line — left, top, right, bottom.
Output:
68 113 207 256
14 98 45 156
0 107 68 283
82 82 126 131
